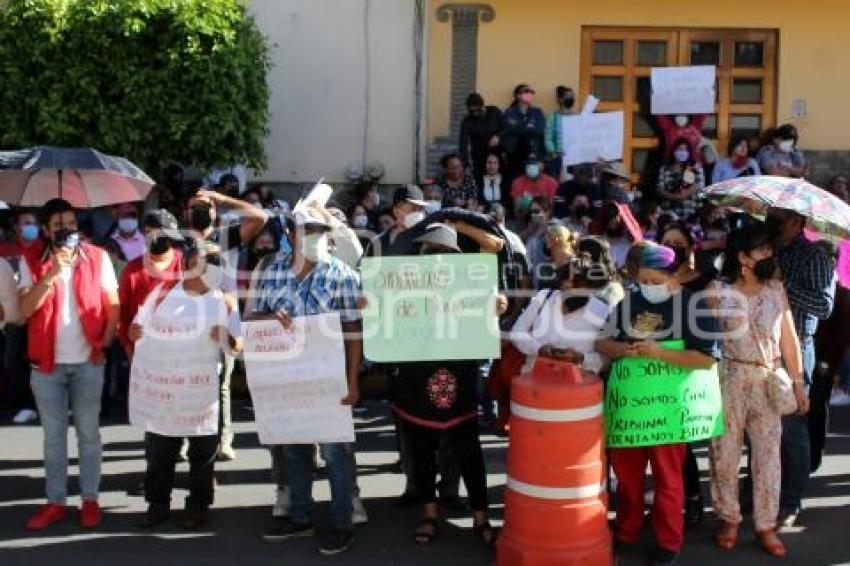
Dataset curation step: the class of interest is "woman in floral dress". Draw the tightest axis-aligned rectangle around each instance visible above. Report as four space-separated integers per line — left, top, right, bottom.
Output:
708 222 809 558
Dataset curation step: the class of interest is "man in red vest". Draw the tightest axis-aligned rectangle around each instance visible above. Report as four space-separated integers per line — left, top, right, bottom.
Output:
18 198 120 531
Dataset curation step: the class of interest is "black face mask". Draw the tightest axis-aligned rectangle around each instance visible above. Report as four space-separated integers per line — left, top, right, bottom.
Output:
606 226 625 238
562 96 575 109
670 245 689 267
149 236 171 256
753 256 778 281
253 247 275 258
564 295 589 312
710 218 728 231
52 229 80 250
190 207 213 231
573 205 591 219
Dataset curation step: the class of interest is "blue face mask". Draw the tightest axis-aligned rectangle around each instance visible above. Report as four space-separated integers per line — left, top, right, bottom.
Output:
21 224 39 242
279 234 292 256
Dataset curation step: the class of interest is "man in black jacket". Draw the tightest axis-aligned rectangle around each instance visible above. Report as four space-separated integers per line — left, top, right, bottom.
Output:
458 93 502 181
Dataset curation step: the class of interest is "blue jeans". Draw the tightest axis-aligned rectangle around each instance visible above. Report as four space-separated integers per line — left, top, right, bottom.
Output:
30 362 104 504
284 442 353 530
780 337 815 513
271 443 361 498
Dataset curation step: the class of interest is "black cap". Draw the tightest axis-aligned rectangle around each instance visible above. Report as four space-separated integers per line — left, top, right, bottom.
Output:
392 185 427 207
143 209 185 241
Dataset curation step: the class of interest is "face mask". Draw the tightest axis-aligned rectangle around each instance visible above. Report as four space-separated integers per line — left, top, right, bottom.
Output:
674 149 690 163
669 245 689 266
118 218 139 233
424 200 442 215
530 212 544 225
21 224 39 242
753 256 778 280
53 229 80 251
640 282 672 304
298 233 328 262
562 96 575 109
403 211 425 229
190 207 213 231
525 164 541 179
675 115 689 127
149 236 171 256
351 215 369 229
779 140 795 152
606 225 625 238
573 205 591 219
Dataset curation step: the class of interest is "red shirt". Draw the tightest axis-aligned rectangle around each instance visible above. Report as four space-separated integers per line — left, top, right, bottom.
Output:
510 174 558 202
656 114 707 162
117 250 182 354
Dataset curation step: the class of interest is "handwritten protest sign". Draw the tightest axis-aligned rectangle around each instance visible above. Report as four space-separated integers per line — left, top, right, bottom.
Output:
651 65 716 115
359 254 500 362
605 340 723 448
129 323 220 437
243 313 355 445
560 111 624 166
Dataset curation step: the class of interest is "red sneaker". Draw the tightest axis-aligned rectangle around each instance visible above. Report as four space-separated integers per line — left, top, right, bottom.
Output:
26 503 68 531
79 500 102 529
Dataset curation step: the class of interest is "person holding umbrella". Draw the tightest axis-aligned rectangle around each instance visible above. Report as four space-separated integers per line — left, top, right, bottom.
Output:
18 198 120 531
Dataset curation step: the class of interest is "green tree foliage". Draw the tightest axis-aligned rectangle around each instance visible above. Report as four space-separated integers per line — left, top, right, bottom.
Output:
0 0 272 175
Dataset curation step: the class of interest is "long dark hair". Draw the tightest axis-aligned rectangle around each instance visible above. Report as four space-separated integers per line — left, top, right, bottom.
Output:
720 221 774 283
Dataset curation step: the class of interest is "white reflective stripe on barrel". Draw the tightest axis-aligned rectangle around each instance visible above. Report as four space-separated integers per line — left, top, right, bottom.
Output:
507 476 604 500
510 401 603 422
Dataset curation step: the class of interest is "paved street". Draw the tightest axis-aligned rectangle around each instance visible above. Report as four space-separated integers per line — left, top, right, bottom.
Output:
1 401 849 566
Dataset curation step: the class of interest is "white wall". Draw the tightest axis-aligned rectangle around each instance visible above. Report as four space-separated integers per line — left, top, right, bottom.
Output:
250 0 419 184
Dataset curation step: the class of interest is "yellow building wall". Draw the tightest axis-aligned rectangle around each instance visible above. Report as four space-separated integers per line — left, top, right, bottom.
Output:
428 0 850 150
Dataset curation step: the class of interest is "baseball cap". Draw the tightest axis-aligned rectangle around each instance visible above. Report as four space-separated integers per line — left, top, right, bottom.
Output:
392 184 427 207
143 209 185 241
414 223 461 252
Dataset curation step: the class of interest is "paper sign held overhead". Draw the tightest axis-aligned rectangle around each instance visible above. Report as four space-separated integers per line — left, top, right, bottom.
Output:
651 65 716 115
560 111 624 167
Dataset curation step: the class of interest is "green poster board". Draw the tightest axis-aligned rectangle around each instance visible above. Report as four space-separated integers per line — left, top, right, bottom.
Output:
360 254 500 362
605 340 724 448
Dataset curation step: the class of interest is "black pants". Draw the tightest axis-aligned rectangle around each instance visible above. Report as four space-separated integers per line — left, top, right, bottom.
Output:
2 324 34 411
144 432 218 510
808 364 832 473
397 416 460 498
406 418 488 512
683 444 701 499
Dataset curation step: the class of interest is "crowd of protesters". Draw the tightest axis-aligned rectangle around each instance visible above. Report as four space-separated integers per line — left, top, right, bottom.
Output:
0 82 848 564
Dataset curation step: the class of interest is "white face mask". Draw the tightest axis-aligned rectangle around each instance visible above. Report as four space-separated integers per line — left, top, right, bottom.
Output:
403 210 425 229
424 200 442 215
299 233 329 261
525 164 541 179
640 282 672 305
674 115 689 127
118 218 138 233
674 149 690 163
779 140 795 152
351 215 369 229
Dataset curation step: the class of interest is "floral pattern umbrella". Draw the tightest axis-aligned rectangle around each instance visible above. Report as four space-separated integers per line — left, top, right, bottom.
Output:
704 175 850 240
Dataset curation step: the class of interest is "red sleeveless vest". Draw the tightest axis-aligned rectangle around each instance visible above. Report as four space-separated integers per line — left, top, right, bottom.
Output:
24 241 109 373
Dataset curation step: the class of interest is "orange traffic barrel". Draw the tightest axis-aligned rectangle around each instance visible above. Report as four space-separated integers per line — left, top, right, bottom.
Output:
497 357 612 566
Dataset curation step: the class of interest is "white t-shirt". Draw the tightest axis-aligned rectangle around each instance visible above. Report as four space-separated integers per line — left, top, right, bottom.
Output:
19 251 118 364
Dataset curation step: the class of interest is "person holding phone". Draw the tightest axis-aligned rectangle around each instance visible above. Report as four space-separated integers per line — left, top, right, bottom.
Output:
18 198 120 531
596 242 719 566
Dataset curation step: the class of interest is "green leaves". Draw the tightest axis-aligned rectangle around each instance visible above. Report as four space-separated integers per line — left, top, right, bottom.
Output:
0 0 271 175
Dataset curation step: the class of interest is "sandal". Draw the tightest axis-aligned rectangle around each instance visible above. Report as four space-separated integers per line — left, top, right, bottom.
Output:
756 529 787 558
473 521 498 547
412 518 439 545
715 521 739 550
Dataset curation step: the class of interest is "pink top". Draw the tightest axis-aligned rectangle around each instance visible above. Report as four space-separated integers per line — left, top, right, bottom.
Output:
112 231 146 262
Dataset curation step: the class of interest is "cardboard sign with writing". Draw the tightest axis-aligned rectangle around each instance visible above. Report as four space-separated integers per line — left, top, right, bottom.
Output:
359 254 500 362
129 327 220 437
560 111 625 166
605 340 724 448
651 65 716 115
243 313 355 445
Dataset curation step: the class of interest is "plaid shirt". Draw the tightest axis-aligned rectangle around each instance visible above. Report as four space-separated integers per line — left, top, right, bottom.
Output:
777 235 836 340
657 165 705 222
252 253 361 323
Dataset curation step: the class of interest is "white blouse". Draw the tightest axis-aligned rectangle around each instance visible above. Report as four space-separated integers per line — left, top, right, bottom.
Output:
482 175 502 203
509 290 610 374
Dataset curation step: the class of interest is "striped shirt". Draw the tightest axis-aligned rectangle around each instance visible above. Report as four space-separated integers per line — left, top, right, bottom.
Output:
777 235 836 340
252 253 361 323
